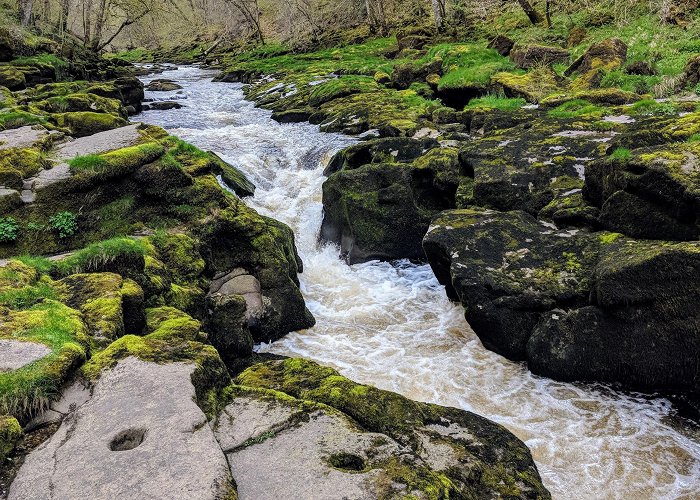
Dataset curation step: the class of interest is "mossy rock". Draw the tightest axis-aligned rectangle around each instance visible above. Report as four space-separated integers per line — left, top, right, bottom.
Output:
206 152 255 198
235 358 551 499
34 92 126 118
52 111 127 138
0 66 26 90
491 67 565 103
0 415 22 463
0 148 50 189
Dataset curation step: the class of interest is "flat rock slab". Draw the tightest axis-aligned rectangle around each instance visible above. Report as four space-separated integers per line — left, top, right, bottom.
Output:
0 126 58 150
0 340 51 372
215 395 402 500
54 123 142 160
9 356 232 500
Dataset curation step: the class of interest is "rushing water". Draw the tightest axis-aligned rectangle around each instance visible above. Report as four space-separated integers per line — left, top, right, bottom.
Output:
137 66 700 499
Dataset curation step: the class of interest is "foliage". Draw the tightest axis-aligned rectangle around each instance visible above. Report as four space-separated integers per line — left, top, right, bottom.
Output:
0 217 19 243
49 212 78 239
465 94 527 111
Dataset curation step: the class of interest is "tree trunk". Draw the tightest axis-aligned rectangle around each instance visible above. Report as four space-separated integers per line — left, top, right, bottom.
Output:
545 0 553 28
517 0 543 24
19 0 33 26
431 0 445 30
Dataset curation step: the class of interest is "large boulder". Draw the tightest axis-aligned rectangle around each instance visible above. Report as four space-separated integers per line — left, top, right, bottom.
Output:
230 358 551 499
584 141 700 240
423 208 700 395
681 54 700 89
320 145 467 263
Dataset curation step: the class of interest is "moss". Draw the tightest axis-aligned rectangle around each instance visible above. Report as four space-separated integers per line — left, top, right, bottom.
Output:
0 300 88 422
491 67 563 103
599 232 622 244
0 66 25 90
0 415 22 463
68 142 165 181
149 232 205 283
34 92 125 118
465 94 526 111
52 111 127 137
548 99 608 119
374 456 453 500
0 148 50 188
0 110 43 130
53 237 148 277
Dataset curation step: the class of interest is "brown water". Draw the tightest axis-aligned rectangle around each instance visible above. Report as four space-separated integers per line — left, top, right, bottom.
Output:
139 66 700 500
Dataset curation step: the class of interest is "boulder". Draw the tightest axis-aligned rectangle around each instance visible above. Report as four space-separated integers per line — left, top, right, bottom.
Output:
423 208 700 394
491 66 565 103
584 141 700 240
0 28 14 62
625 61 656 76
565 38 627 88
681 54 700 89
143 101 182 111
146 79 183 92
510 45 570 69
229 358 551 499
8 357 235 500
0 66 26 91
487 34 515 56
0 415 22 464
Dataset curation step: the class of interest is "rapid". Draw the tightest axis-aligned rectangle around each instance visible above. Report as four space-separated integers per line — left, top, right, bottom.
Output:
137 65 700 500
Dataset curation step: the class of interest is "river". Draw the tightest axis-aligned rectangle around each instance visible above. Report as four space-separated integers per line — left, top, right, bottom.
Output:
136 65 700 499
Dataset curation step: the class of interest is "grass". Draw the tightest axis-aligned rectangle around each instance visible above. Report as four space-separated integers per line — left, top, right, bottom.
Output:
0 300 87 419
465 94 527 111
0 110 44 130
548 99 608 119
53 237 148 276
423 44 515 90
627 98 678 117
609 147 632 161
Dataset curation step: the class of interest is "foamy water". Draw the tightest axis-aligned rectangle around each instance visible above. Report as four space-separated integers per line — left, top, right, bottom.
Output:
137 66 700 499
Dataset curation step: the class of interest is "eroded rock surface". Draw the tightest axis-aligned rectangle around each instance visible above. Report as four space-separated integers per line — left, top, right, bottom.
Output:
0 340 51 372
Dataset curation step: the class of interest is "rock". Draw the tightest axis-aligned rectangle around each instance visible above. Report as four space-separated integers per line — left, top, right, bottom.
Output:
0 27 14 62
0 126 59 151
143 100 183 111
584 141 700 240
566 27 587 48
146 79 183 92
88 76 144 114
206 151 255 197
395 26 432 51
681 54 700 88
390 58 442 90
0 340 51 372
320 145 466 263
230 358 551 499
8 357 235 500
54 123 142 159
52 111 127 138
270 108 311 123
510 44 570 69
625 61 656 76
565 38 627 88
423 208 700 394
487 34 515 56
324 136 431 176
0 66 26 91
491 66 565 103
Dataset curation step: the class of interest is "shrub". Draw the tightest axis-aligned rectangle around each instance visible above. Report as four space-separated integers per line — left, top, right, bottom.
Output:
0 217 18 243
49 212 78 239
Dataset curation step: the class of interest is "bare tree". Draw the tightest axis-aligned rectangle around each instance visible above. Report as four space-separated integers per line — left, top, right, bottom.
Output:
19 0 33 25
365 0 387 34
516 0 543 24
225 0 264 44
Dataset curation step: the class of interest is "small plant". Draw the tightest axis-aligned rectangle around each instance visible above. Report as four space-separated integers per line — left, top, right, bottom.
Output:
609 148 632 161
549 99 607 119
628 99 677 117
49 212 78 239
688 134 700 143
0 218 18 243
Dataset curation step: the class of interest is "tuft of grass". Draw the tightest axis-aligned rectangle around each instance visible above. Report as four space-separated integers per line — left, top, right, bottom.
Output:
609 148 632 161
0 111 44 130
465 94 527 111
627 99 678 117
548 99 607 119
53 237 148 276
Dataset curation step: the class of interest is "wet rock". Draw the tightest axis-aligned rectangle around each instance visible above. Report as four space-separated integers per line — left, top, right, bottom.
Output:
423 209 700 394
231 358 551 499
8 357 234 500
324 136 431 176
510 44 570 69
87 76 144 114
488 34 515 56
206 151 255 198
146 79 183 92
143 101 182 111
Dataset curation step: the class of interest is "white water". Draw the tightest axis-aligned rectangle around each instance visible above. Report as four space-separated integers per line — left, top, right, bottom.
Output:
137 66 700 499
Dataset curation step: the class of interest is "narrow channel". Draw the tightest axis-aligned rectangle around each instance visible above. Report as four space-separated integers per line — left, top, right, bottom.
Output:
137 65 700 500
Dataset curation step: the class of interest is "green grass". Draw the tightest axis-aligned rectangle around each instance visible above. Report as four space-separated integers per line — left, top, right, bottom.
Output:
627 99 678 117
0 110 44 130
465 94 527 111
548 99 608 119
420 43 514 90
53 237 148 276
609 147 632 161
0 300 87 419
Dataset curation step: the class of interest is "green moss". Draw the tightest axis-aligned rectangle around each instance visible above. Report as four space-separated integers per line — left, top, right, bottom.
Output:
548 99 607 119
52 111 127 137
0 415 22 463
0 300 88 421
68 142 165 182
53 237 148 276
599 232 622 244
609 148 632 161
0 110 44 130
628 99 677 117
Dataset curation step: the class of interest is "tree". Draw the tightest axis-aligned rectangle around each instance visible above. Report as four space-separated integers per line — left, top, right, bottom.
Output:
225 0 264 44
516 0 542 24
431 0 446 30
365 0 387 35
19 0 33 25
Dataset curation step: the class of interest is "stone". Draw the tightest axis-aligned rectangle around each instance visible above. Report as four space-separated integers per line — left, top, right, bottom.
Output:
0 340 51 372
681 54 700 88
565 38 627 88
146 79 183 92
625 61 656 76
510 45 570 69
487 34 515 56
8 357 234 500
143 101 183 111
